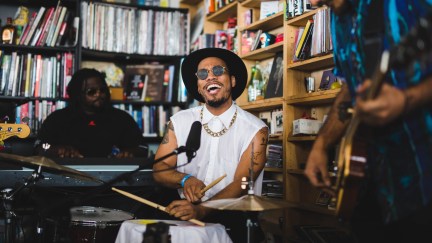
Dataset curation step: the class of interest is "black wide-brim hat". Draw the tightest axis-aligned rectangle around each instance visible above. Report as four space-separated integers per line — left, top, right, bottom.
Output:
181 48 247 103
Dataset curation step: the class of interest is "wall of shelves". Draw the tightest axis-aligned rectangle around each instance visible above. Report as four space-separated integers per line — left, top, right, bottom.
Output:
188 0 347 238
0 0 190 140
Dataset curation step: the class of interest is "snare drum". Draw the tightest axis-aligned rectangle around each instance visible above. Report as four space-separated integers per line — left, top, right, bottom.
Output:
69 206 134 243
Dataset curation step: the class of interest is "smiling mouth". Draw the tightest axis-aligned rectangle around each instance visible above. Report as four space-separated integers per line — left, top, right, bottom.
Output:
206 83 222 94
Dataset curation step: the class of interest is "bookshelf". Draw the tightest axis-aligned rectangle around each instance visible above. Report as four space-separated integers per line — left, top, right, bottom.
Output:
0 0 190 142
190 0 346 239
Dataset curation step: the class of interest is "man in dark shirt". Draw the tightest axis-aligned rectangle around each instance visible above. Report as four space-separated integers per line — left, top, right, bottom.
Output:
28 69 151 242
35 68 146 158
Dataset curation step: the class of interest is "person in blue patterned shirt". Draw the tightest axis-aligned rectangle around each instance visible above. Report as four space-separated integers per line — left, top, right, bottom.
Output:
305 0 432 242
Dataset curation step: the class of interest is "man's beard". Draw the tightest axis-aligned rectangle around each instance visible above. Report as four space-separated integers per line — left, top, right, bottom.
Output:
207 96 229 107
83 99 108 113
204 88 232 108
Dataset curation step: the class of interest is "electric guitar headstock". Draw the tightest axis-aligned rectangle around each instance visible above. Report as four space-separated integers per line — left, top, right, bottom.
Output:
0 123 31 142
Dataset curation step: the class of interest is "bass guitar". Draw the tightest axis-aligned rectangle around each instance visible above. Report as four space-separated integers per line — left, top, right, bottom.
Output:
334 12 432 220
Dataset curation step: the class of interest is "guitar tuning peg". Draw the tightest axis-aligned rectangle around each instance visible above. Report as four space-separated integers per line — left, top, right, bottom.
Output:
2 116 9 123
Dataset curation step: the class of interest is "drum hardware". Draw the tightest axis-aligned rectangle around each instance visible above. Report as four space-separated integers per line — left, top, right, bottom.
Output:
0 153 102 242
1 165 45 243
143 222 171 243
201 142 290 243
68 206 134 243
0 153 103 183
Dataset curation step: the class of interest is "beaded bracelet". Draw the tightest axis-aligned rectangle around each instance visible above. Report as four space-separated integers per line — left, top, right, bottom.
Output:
180 174 192 188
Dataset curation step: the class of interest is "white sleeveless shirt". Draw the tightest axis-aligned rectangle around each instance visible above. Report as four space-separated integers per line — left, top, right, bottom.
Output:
171 103 267 201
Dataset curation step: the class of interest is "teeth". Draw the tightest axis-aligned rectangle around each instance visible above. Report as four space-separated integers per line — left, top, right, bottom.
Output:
207 84 221 91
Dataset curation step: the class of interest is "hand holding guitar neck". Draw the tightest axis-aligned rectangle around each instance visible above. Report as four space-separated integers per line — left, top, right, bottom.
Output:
333 12 432 220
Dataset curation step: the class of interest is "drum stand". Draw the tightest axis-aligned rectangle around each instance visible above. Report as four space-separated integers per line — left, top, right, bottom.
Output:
1 166 43 243
245 212 260 243
244 164 260 243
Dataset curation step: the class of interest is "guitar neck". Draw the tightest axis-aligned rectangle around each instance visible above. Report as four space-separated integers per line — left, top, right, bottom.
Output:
365 50 390 100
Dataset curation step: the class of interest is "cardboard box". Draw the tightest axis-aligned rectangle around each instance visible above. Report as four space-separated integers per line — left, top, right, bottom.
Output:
109 87 124 100
293 118 323 135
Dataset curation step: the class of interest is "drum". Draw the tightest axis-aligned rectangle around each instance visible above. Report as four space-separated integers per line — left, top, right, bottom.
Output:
68 206 134 243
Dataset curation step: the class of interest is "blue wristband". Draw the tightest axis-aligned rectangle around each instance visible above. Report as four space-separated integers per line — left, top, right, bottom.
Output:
180 174 192 188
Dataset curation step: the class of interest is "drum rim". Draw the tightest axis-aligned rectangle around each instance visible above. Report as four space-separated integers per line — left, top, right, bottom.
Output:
70 206 134 224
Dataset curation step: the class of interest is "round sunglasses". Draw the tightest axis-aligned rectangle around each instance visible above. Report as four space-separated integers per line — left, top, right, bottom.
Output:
84 87 109 96
195 65 228 80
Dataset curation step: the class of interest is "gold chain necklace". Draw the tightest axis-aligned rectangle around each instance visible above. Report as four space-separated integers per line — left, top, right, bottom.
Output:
200 107 237 137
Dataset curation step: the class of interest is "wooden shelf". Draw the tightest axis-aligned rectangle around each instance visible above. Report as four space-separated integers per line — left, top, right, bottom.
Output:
286 88 340 106
180 0 201 5
81 49 185 62
287 135 317 142
287 168 336 177
264 167 283 173
0 43 76 54
287 54 334 71
287 168 305 175
240 0 261 8
269 134 283 141
206 1 237 22
289 201 336 215
286 6 328 26
240 42 284 60
240 11 284 32
238 97 283 111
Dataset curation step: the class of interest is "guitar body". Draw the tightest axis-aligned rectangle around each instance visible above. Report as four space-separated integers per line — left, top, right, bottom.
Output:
335 123 368 220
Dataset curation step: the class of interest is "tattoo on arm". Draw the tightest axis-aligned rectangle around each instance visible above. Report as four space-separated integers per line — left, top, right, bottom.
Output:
259 127 268 146
252 151 263 166
162 121 174 144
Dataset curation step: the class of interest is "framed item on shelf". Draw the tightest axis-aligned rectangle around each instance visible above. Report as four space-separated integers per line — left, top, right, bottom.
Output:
319 70 337 90
259 111 272 128
241 30 258 55
271 109 283 134
265 52 283 98
124 64 166 101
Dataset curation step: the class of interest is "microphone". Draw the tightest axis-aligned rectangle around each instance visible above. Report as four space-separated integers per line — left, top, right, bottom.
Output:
185 121 202 163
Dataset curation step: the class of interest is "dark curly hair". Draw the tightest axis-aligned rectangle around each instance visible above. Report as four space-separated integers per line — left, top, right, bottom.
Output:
66 68 111 108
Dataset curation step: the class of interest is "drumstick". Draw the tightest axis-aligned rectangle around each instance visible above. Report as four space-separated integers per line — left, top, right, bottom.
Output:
112 187 205 227
200 174 227 194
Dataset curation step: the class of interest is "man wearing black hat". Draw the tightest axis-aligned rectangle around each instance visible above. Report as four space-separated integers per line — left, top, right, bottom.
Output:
153 48 268 242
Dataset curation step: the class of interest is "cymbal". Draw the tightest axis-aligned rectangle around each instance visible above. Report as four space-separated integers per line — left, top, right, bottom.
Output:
0 153 102 183
201 194 290 211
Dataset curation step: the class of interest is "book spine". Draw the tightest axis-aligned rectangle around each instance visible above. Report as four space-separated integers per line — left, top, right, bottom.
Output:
19 12 37 45
35 7 55 46
24 7 46 46
50 8 68 47
46 5 63 47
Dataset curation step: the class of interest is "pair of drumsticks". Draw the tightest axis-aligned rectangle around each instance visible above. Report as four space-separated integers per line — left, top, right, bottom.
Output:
112 174 227 227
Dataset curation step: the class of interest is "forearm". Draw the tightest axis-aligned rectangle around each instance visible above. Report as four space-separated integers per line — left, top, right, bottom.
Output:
314 84 351 150
403 76 432 114
152 161 188 189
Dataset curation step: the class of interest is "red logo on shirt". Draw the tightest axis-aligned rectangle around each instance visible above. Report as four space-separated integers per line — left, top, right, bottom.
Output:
88 121 96 126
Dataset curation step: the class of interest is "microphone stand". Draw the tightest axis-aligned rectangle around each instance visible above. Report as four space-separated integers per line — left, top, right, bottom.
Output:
102 145 190 186
40 145 194 218
1 165 44 243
